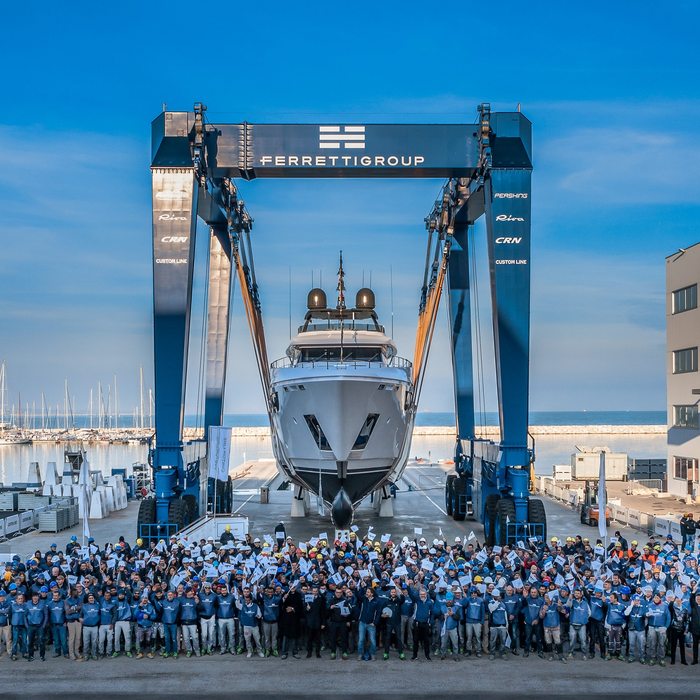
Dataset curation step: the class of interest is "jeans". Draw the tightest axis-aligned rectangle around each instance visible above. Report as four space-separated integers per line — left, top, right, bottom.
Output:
357 621 377 658
646 627 666 661
607 625 622 656
628 629 645 660
568 624 587 654
488 626 508 654
82 625 98 658
114 621 132 653
27 624 46 659
52 623 68 655
12 626 27 657
164 623 178 655
508 618 519 651
219 619 236 652
524 623 543 653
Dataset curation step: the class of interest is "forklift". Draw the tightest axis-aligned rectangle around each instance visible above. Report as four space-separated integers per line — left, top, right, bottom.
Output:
579 480 611 528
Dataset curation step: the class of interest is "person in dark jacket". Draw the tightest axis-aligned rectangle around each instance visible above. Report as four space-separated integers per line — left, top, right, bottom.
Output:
380 587 406 660
26 591 48 661
357 586 382 661
669 597 689 665
304 584 326 658
690 591 700 664
327 588 353 659
680 514 697 551
278 585 303 659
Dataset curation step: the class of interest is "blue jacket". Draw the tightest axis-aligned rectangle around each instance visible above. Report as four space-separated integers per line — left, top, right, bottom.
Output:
161 598 181 625
64 597 82 622
0 599 10 626
523 596 544 624
236 599 261 627
358 596 382 625
589 596 606 622
465 597 485 623
136 603 155 628
179 597 198 623
443 604 461 630
197 591 217 619
503 594 522 619
540 603 561 628
646 601 671 628
48 599 66 624
99 599 116 626
26 599 49 627
606 602 627 626
260 594 280 622
81 602 101 627
10 601 28 627
115 599 133 622
626 602 647 631
411 597 434 624
488 600 508 627
568 598 590 626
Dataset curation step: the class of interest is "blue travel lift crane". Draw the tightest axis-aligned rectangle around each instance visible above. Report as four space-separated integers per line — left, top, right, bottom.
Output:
140 102 546 547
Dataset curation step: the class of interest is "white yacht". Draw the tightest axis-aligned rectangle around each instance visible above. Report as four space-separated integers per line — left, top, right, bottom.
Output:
269 258 415 527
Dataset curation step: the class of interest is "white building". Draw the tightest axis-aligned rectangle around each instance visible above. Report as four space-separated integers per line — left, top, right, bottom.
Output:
666 243 700 498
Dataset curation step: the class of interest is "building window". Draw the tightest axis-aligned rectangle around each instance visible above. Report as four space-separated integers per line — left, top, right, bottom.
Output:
673 405 699 429
673 347 698 374
672 284 698 314
674 456 699 481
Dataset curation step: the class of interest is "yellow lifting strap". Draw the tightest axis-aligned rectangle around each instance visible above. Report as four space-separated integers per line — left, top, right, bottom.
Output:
411 238 451 404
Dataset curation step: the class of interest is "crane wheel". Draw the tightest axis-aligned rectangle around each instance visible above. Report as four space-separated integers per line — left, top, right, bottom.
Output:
445 475 456 516
528 498 547 542
484 495 500 546
452 477 467 521
168 499 188 534
495 499 516 546
136 497 156 543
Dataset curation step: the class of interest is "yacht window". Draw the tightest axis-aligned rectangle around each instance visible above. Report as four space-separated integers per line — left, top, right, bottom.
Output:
304 415 331 451
352 413 379 450
300 347 382 362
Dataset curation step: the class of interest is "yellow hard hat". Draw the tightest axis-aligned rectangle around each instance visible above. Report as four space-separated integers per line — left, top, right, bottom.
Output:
374 541 381 548
631 540 637 546
136 539 143 546
225 525 231 532
474 575 483 583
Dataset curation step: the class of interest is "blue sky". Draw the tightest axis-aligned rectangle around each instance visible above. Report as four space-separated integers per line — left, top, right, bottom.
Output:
0 2 698 419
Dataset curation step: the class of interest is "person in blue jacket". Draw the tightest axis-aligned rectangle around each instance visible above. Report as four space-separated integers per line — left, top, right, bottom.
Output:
587 587 607 659
463 587 485 657
47 589 68 658
503 585 522 655
625 595 648 663
135 596 156 659
80 593 101 661
97 590 116 658
10 592 29 660
356 586 382 661
408 585 433 660
26 590 48 662
540 592 567 663
197 581 217 655
64 587 82 660
114 589 133 657
522 587 544 658
178 588 200 657
0 591 10 658
645 592 671 666
566 588 590 658
604 592 627 660
486 589 508 659
160 590 181 658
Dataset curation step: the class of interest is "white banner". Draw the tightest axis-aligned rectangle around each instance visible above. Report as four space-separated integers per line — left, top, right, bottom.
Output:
209 426 232 482
598 451 607 539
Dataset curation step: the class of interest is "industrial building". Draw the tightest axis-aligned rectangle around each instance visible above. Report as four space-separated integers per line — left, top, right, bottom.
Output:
666 243 700 498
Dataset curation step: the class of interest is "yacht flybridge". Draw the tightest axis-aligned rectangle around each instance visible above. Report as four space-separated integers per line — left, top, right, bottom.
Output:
269 257 414 527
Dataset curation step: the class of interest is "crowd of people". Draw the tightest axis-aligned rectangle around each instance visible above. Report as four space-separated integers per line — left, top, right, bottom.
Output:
1 523 700 669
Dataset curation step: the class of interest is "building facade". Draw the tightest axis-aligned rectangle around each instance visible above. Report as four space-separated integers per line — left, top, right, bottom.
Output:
667 243 700 498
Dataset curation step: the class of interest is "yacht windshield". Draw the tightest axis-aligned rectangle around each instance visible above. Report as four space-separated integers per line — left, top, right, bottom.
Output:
299 347 382 362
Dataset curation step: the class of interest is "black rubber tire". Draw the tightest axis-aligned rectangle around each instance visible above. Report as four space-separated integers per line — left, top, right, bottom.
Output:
445 475 456 516
484 494 500 546
137 498 156 541
168 499 188 534
495 498 516 546
453 477 467 521
182 494 198 523
580 508 587 525
528 498 547 543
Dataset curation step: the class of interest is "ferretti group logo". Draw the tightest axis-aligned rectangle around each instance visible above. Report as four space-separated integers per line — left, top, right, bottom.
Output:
318 125 366 150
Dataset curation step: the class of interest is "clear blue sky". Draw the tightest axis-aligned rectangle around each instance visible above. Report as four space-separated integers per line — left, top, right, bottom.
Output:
0 1 698 419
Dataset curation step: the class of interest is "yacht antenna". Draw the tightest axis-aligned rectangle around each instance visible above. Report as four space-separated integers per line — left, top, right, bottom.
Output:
337 251 345 362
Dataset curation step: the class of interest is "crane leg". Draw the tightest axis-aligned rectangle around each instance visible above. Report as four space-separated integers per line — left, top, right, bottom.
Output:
151 168 200 526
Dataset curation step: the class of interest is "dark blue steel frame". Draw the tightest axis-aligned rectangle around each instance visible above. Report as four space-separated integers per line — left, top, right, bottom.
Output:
149 104 534 536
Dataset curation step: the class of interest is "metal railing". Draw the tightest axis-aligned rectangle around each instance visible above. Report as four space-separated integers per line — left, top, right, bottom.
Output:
299 322 385 333
271 356 412 370
138 522 179 544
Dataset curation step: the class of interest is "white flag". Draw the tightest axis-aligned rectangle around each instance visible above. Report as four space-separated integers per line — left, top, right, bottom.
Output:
598 451 607 539
208 426 232 481
81 482 91 542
